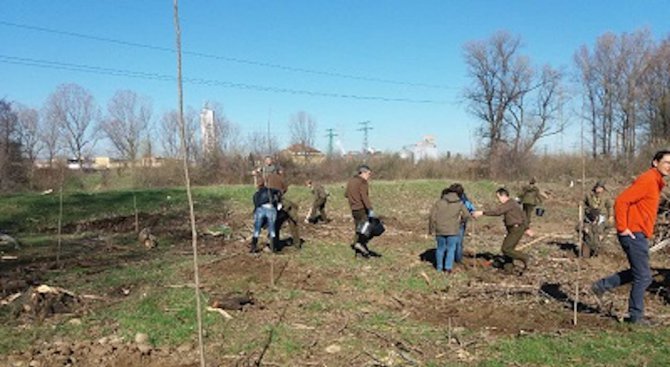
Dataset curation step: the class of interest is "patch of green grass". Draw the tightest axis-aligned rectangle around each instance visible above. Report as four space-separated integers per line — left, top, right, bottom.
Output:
480 328 670 366
100 287 218 346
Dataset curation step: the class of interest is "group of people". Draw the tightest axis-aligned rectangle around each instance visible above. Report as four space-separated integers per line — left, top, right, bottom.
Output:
250 156 304 253
249 150 670 325
429 180 545 275
249 160 382 258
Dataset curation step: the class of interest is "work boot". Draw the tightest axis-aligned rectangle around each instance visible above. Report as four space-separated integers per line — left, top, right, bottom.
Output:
590 282 605 307
249 237 259 253
351 243 370 258
270 237 280 253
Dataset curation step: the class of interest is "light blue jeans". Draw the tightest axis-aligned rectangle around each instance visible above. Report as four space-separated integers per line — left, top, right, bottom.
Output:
253 205 277 239
436 235 459 272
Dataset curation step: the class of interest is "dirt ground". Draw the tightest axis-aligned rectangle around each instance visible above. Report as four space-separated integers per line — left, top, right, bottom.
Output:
2 184 670 366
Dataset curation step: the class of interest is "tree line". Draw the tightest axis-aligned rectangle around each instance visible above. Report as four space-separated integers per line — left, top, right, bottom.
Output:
2 28 670 191
464 28 670 177
0 83 319 191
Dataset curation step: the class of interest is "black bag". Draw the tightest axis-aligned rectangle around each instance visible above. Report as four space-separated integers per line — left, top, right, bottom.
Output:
357 217 385 239
535 207 546 217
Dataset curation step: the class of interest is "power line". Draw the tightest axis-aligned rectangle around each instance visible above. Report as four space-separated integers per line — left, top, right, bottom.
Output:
0 20 457 90
358 120 373 153
0 54 448 104
324 128 338 156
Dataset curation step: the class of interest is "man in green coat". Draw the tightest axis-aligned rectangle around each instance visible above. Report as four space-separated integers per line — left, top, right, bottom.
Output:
518 177 545 227
305 180 330 224
581 181 612 257
474 187 529 274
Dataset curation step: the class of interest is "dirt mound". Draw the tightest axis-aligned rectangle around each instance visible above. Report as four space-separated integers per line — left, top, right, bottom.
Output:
1 338 200 367
5 285 83 321
60 213 167 234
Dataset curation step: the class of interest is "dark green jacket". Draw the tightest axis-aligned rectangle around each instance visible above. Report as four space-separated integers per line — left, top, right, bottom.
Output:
519 184 542 205
311 183 329 201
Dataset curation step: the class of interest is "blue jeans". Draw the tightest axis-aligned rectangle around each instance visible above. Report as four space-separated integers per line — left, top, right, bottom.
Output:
253 206 277 239
455 224 466 263
594 233 652 321
435 235 459 272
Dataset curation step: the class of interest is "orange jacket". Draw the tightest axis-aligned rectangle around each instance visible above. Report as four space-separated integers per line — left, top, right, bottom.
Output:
614 168 666 238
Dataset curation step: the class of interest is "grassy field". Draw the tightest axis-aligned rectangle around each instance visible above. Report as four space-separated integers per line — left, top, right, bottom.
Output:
1 178 669 366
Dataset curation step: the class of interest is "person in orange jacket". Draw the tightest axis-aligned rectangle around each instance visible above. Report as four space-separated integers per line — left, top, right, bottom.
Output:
591 150 670 325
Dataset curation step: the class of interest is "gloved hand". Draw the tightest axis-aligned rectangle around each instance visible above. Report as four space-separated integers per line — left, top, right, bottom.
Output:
368 210 377 218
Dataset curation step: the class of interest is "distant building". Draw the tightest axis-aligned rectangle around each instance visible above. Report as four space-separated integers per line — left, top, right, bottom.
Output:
403 135 439 163
200 108 217 155
280 143 325 164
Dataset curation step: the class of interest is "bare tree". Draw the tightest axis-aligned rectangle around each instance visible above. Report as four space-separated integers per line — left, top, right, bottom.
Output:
40 105 62 167
159 107 199 160
0 99 26 190
100 90 152 162
159 110 180 158
289 111 317 148
203 101 242 154
45 84 98 168
245 130 278 157
463 31 565 174
575 29 655 158
16 104 43 164
574 45 600 158
642 36 670 144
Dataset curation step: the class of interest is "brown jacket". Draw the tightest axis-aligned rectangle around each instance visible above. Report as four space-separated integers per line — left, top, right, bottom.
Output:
429 192 470 236
265 172 288 194
345 175 372 211
484 199 526 227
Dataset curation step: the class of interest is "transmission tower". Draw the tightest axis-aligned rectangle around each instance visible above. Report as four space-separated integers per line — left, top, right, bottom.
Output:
325 128 338 156
357 120 372 154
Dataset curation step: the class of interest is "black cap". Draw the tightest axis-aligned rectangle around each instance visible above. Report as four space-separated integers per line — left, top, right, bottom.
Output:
357 164 371 173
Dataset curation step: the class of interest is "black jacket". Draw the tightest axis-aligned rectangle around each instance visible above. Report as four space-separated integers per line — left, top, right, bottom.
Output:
253 187 281 208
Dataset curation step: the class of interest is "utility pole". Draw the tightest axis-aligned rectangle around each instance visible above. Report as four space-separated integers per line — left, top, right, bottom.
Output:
325 128 338 156
357 120 372 154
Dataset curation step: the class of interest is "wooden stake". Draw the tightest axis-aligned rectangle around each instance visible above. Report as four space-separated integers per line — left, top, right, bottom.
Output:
271 256 275 288
575 204 583 326
56 183 64 269
173 2 205 366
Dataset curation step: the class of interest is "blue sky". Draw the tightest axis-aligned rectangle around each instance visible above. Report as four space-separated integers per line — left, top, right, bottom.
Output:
1 0 669 157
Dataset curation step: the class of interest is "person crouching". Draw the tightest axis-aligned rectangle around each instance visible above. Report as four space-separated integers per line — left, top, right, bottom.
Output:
250 180 281 253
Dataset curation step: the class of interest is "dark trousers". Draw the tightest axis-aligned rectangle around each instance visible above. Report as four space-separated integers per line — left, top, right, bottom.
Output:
502 225 528 266
309 198 328 222
522 204 535 225
352 209 369 247
594 233 652 322
275 200 300 242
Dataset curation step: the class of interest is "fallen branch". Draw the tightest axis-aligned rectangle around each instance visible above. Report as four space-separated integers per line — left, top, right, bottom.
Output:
206 306 233 320
419 271 431 286
0 292 21 305
650 238 670 254
518 233 573 250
